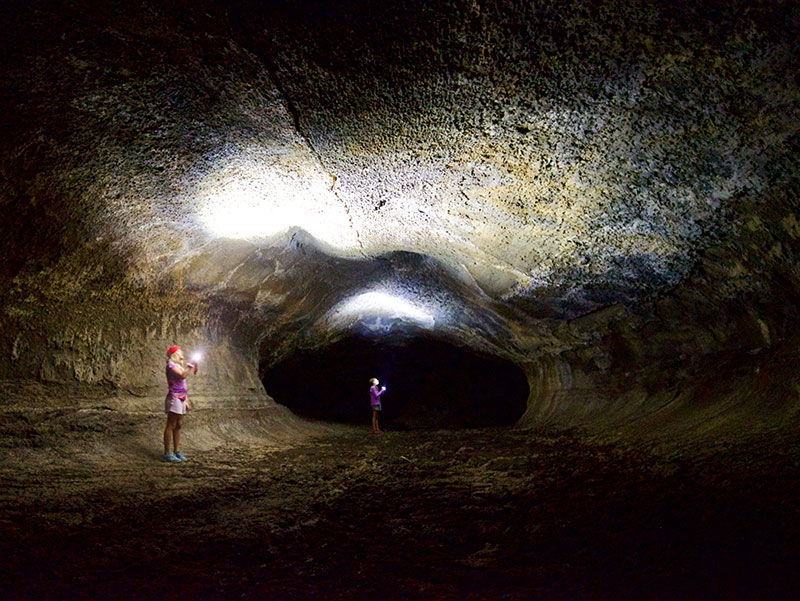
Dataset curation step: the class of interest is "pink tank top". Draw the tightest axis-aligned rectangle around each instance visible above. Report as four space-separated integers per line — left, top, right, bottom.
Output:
166 361 187 396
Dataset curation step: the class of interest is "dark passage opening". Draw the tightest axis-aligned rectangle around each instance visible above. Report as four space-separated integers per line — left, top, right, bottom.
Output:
263 335 529 429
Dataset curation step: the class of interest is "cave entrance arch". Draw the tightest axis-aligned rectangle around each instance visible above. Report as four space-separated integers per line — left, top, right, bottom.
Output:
263 335 529 429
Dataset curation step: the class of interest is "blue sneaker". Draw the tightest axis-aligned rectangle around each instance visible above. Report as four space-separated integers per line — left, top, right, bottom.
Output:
164 452 181 462
174 451 188 462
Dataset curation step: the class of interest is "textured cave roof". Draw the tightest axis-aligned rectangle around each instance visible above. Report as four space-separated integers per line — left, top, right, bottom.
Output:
0 0 798 366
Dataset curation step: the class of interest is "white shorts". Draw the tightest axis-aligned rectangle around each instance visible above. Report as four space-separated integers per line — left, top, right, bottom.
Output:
165 394 187 415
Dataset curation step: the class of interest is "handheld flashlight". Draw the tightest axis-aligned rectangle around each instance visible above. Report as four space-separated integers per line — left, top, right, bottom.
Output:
191 353 202 374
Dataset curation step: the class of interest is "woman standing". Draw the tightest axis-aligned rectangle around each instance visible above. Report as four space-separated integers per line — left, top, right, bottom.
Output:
163 345 197 462
369 377 387 434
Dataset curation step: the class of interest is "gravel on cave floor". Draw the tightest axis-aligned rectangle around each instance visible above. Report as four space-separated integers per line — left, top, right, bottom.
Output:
1 425 798 600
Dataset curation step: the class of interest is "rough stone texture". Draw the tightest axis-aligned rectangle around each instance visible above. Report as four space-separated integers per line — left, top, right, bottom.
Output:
244 0 797 302
0 0 798 440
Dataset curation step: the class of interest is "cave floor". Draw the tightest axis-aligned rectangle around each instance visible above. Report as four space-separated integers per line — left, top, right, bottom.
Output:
1 421 799 601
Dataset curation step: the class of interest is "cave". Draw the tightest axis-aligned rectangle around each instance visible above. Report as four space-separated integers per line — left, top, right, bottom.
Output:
1 0 799 599
264 336 529 428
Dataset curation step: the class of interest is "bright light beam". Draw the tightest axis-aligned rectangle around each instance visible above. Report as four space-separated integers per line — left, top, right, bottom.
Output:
195 155 360 253
326 291 436 329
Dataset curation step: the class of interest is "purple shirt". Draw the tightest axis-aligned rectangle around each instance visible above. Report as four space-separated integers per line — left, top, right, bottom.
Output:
166 361 188 396
370 385 385 406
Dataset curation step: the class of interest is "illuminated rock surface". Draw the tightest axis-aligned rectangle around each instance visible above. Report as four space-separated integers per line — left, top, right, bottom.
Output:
0 1 798 599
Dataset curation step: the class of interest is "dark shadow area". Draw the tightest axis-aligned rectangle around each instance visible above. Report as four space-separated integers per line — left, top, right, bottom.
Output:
263 335 529 429
2 427 798 601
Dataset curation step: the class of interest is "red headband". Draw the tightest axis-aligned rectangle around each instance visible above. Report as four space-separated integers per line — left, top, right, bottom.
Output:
167 345 181 357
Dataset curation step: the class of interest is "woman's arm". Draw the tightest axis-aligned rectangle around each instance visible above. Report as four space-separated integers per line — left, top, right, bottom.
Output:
170 364 194 378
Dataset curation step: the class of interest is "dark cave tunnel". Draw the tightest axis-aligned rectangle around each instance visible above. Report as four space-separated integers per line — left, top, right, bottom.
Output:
263 336 530 429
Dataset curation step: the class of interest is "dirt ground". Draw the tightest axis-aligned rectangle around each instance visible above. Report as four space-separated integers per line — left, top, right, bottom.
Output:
1 407 799 601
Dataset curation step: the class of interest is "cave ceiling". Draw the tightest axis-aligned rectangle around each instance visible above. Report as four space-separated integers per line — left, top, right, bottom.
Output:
1 0 798 365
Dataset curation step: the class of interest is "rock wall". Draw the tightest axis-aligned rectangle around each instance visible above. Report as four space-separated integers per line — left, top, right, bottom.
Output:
521 185 800 436
0 273 268 410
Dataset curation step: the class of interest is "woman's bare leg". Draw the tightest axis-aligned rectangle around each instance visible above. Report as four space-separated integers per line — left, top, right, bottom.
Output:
164 412 184 454
172 414 184 452
164 413 178 454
